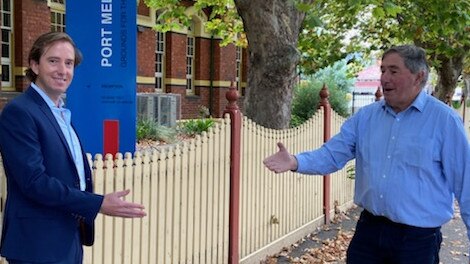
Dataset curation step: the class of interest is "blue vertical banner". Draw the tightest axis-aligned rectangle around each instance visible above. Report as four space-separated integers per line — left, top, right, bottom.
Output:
66 0 136 155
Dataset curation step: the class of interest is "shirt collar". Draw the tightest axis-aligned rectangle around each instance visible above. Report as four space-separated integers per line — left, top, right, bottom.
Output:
31 82 65 109
381 89 428 113
410 90 427 112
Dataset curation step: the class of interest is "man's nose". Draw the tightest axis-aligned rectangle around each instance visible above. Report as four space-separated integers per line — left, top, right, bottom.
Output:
57 62 67 73
380 71 390 83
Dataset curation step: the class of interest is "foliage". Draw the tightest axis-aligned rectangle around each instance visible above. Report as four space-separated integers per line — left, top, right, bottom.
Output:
302 0 469 68
291 58 355 126
136 118 177 143
346 164 355 180
144 0 246 47
179 118 216 136
178 105 216 136
300 0 470 99
291 83 321 126
137 106 216 144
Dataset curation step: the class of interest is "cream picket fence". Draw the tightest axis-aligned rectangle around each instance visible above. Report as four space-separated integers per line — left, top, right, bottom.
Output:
239 108 355 263
0 108 354 264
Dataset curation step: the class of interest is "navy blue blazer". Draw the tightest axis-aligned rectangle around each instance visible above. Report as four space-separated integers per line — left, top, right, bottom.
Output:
0 87 104 262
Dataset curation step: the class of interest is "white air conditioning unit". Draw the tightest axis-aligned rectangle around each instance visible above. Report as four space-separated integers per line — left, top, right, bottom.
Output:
137 93 181 127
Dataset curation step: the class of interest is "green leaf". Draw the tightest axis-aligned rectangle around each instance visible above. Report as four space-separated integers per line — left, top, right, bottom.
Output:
372 6 385 19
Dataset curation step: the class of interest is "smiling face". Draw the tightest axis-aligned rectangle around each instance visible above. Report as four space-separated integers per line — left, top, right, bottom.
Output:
380 52 424 113
30 40 75 106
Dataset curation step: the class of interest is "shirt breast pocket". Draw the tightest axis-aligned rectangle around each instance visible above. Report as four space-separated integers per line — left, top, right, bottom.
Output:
399 136 438 168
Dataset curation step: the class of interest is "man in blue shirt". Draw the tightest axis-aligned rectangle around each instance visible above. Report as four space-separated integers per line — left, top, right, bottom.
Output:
264 45 470 264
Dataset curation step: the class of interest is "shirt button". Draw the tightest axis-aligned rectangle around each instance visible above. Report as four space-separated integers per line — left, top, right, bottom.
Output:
391 136 395 140
380 195 383 199
387 155 391 159
383 175 386 178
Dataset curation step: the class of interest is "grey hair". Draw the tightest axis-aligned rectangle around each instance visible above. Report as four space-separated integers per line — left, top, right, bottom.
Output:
382 45 429 89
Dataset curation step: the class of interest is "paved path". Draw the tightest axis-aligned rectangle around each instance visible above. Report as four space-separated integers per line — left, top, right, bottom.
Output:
440 206 469 264
270 205 469 263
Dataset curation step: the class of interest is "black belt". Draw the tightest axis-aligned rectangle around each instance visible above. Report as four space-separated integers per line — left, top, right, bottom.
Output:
362 210 440 231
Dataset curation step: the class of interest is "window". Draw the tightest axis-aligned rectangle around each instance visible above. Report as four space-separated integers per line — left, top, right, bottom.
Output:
1 0 13 88
51 11 65 32
48 0 65 32
186 22 195 95
155 31 165 93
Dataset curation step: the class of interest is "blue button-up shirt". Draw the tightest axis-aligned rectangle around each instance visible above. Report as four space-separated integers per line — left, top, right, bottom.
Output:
296 90 470 241
31 83 86 191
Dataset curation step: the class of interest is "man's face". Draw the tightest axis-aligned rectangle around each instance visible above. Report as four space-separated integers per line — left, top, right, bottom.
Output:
31 40 75 105
380 52 423 113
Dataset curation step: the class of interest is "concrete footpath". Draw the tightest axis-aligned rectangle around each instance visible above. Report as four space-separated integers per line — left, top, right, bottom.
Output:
268 205 469 263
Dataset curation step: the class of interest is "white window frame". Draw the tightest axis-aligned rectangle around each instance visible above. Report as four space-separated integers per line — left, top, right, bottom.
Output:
186 22 195 95
155 31 165 93
1 0 13 88
48 0 66 32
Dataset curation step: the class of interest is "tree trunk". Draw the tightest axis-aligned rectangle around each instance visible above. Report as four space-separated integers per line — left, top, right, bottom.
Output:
234 0 312 129
433 54 464 102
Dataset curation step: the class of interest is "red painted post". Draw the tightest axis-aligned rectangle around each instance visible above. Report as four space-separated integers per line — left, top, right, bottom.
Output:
461 93 466 124
319 84 331 224
224 83 241 264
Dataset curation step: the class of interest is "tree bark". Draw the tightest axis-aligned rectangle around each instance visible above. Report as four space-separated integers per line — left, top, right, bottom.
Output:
234 0 312 129
433 54 464 102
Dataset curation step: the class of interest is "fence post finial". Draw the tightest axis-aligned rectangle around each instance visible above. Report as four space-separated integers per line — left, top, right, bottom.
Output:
319 83 330 108
225 81 240 112
375 86 383 101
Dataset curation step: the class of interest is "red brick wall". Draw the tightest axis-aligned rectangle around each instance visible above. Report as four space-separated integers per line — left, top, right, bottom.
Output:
137 28 155 77
137 27 156 93
165 32 187 80
195 37 211 81
216 44 237 83
14 0 50 91
138 1 150 16
163 33 240 119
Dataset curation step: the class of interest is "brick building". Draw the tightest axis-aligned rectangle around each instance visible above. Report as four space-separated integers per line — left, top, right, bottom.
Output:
0 0 247 118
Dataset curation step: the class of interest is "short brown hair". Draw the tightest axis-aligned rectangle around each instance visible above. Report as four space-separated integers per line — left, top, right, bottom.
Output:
25 32 83 82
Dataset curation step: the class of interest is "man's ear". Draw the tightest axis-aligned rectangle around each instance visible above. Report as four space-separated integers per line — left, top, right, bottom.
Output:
414 71 424 87
30 60 39 75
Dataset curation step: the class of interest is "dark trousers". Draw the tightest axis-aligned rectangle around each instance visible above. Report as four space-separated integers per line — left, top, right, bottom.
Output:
7 231 83 264
347 210 442 264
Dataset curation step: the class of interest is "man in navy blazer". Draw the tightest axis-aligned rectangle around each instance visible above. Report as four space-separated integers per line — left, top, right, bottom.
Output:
0 32 146 263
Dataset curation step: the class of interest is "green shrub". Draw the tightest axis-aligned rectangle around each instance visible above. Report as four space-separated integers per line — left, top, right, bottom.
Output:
291 58 355 127
346 164 355 180
290 114 304 128
136 118 177 143
452 100 462 109
179 118 215 136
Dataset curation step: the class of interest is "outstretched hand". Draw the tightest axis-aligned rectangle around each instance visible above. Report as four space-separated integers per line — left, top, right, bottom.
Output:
100 189 146 218
263 142 298 173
